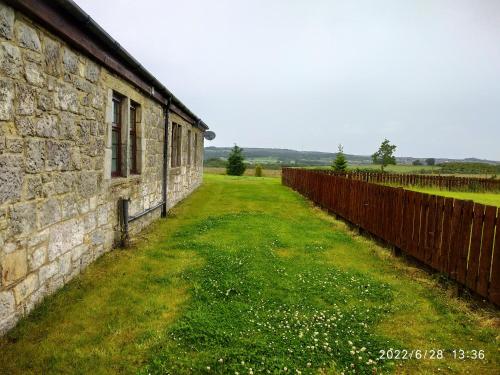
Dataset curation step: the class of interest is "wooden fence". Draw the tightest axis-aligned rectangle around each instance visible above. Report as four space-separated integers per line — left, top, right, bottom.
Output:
317 170 500 192
282 168 500 306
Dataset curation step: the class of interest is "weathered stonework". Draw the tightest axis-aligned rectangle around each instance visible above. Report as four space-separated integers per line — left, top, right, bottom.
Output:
0 2 205 335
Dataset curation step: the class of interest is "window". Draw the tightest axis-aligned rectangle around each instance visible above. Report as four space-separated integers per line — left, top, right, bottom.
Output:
194 132 198 166
187 129 192 165
129 102 139 174
111 94 122 177
171 123 182 167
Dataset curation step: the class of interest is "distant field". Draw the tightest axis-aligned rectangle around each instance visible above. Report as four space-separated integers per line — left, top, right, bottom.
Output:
352 164 441 173
406 186 500 207
204 167 281 178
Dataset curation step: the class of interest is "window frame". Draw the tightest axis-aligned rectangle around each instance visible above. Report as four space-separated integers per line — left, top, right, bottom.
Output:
111 94 122 178
171 123 182 168
187 129 192 166
194 132 198 166
129 101 139 174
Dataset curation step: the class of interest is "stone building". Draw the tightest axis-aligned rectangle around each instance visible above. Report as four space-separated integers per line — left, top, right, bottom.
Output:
0 0 210 335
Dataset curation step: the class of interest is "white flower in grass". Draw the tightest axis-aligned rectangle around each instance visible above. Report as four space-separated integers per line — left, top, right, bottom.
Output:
206 366 211 371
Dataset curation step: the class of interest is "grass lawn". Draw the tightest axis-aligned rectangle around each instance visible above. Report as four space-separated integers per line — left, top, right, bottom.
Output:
0 174 498 374
204 167 282 178
404 186 500 207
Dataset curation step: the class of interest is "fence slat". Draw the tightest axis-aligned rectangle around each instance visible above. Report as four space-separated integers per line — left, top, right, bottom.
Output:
466 204 485 290
476 207 497 297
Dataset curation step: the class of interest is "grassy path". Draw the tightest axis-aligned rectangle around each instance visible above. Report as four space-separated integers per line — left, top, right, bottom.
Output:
0 174 498 374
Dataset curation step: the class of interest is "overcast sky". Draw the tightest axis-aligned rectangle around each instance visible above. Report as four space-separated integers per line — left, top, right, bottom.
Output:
77 0 500 160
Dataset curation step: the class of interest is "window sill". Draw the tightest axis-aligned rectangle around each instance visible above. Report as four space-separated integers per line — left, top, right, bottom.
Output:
109 174 142 186
170 167 182 174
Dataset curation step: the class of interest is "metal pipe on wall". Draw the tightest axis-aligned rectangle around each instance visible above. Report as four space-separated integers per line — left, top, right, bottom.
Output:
162 97 171 218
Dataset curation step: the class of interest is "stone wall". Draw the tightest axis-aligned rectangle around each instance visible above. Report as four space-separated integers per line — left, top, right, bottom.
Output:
0 2 204 335
167 112 204 210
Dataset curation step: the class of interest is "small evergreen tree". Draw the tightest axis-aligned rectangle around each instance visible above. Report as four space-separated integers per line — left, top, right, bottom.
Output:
332 144 348 172
412 160 422 166
372 138 397 172
226 144 246 176
255 164 263 177
425 158 436 166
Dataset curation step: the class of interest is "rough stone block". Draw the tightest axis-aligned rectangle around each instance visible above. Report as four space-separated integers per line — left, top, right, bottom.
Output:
48 218 84 261
91 230 105 246
24 283 46 315
6 137 23 153
9 202 36 235
83 212 97 232
60 194 78 219
62 48 78 74
15 117 35 136
43 36 61 76
53 172 74 194
25 138 45 173
2 249 27 285
24 61 44 87
34 114 58 138
15 21 41 52
25 174 42 200
85 61 100 82
13 272 38 304
16 83 36 115
70 147 81 170
46 140 71 171
0 291 15 321
0 78 14 120
28 228 48 248
58 251 71 276
39 198 61 226
0 42 21 78
37 91 52 110
54 83 78 113
59 112 78 141
38 261 57 284
28 245 46 271
97 205 108 227
0 3 14 40
70 244 86 262
78 171 97 198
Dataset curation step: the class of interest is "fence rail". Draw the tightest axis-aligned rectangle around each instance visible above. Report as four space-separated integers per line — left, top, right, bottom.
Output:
282 168 500 306
316 170 500 192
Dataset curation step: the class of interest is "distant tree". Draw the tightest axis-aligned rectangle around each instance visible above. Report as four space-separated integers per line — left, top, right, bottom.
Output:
412 160 423 166
332 144 348 172
255 164 263 177
372 138 397 172
425 158 436 166
226 144 246 176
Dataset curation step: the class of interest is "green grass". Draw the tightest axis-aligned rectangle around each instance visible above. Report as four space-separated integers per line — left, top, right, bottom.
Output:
405 186 500 207
0 174 498 374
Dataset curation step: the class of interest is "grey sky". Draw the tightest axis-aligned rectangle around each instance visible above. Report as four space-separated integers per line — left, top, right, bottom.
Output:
76 0 500 160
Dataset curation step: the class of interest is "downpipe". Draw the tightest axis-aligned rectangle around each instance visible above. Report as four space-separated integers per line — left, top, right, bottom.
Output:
162 97 171 218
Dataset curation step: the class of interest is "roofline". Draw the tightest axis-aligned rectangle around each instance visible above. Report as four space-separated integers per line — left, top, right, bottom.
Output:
5 0 209 131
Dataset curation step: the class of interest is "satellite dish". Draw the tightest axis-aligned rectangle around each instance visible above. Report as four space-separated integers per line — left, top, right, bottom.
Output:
204 131 216 141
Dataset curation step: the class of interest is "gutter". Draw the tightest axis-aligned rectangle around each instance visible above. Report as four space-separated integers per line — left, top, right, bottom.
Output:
162 97 172 217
